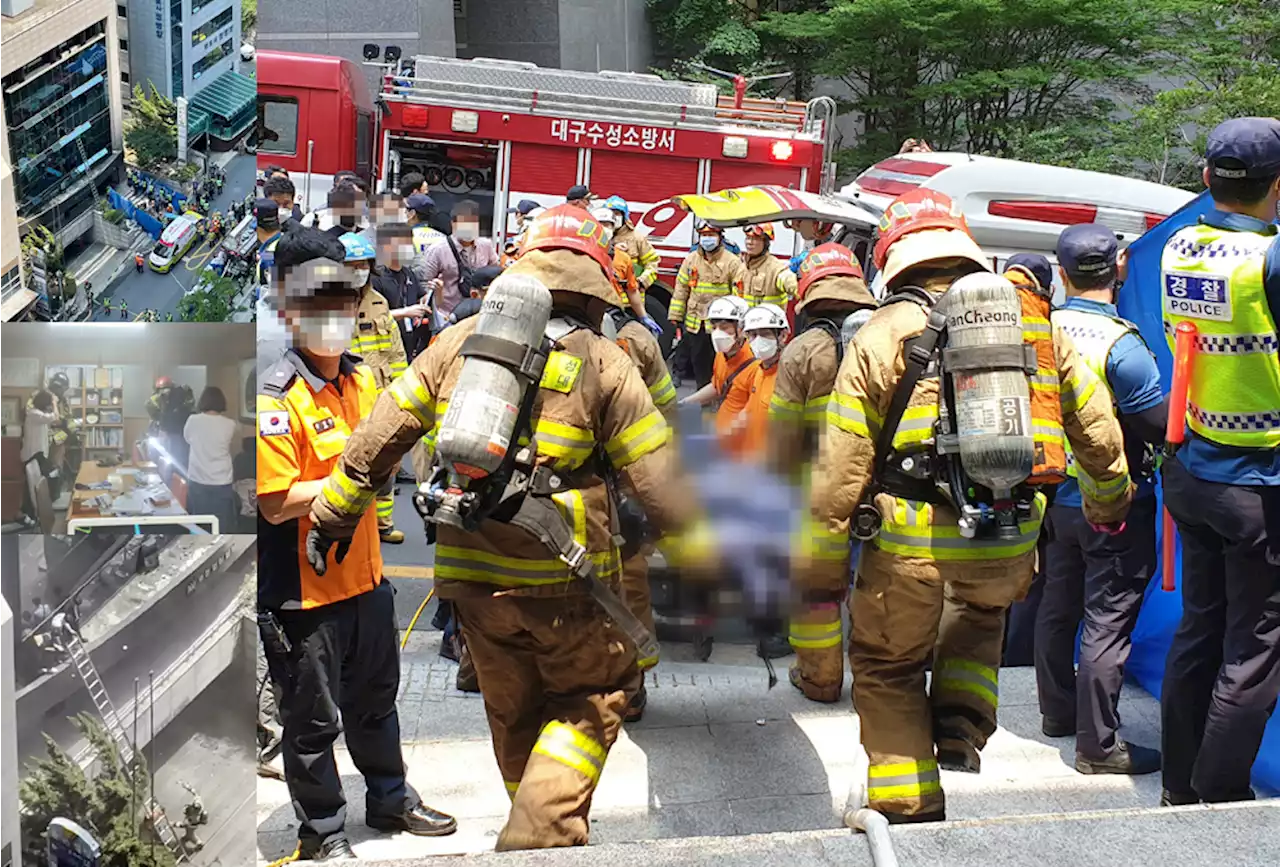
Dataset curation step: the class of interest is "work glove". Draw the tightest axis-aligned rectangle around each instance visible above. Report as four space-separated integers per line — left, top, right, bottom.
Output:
642 315 664 337
305 527 350 576
1088 521 1126 537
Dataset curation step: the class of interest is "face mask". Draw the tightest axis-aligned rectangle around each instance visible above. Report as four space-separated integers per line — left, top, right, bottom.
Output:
699 236 719 252
750 336 778 361
456 223 479 243
298 312 355 355
338 213 357 229
711 329 737 354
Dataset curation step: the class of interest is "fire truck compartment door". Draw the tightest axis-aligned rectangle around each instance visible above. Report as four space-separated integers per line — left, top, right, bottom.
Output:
674 186 879 231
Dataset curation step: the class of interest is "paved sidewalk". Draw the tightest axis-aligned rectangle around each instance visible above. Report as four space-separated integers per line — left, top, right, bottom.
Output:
257 629 1175 863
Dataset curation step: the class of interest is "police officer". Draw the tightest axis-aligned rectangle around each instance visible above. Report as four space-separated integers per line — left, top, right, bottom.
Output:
256 227 456 860
254 198 283 290
1159 116 1280 807
813 190 1131 823
306 206 689 849
407 192 446 284
1034 225 1166 775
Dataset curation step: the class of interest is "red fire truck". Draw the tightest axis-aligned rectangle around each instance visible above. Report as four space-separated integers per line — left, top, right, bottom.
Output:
257 50 837 322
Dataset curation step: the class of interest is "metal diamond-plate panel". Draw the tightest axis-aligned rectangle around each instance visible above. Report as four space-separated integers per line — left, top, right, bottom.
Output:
412 56 719 107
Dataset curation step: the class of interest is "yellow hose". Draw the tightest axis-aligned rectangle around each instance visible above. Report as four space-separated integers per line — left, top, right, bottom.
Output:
400 587 436 651
266 845 300 866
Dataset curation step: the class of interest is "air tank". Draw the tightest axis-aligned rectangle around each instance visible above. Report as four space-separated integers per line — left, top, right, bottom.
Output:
435 273 553 483
840 308 874 347
937 273 1034 498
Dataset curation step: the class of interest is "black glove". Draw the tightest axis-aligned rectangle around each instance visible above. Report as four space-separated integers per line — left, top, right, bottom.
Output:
305 527 350 576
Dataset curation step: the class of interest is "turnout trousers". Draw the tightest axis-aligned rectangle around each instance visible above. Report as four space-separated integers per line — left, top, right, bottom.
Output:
1035 497 1158 758
849 543 1034 820
454 593 641 850
1161 459 1280 802
621 543 659 671
268 579 415 846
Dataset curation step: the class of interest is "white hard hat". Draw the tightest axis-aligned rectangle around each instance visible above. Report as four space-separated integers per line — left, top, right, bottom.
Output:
743 303 788 332
707 295 749 325
591 206 620 228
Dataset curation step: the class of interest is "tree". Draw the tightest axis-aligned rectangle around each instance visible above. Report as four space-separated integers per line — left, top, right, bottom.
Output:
19 714 176 867
180 272 242 321
125 85 179 170
242 0 257 40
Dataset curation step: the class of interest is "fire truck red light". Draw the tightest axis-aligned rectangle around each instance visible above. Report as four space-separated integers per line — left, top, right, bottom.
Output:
403 106 429 128
770 141 794 161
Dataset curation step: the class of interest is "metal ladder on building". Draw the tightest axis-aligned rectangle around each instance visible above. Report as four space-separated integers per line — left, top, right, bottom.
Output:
63 631 190 862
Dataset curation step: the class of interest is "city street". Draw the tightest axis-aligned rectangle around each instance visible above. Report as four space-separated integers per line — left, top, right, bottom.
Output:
89 153 256 321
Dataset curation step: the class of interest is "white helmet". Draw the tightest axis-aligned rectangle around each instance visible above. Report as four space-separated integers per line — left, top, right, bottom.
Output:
591 206 621 230
706 295 749 325
743 303 788 332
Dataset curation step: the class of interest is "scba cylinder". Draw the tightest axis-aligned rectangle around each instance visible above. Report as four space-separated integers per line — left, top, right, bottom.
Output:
436 273 553 481
939 273 1034 497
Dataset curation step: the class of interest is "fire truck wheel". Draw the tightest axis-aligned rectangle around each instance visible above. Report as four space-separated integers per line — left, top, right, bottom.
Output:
425 165 444 186
442 166 466 191
464 169 485 191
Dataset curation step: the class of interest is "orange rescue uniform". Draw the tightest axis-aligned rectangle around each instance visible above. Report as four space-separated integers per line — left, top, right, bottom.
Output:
740 360 780 461
712 343 758 456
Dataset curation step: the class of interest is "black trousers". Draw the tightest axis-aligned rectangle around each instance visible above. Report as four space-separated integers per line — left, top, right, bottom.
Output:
1161 459 1280 801
687 329 715 389
186 481 239 533
267 579 414 843
1035 497 1158 759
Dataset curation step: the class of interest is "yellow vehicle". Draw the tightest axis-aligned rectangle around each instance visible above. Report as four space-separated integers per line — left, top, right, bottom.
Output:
149 211 203 273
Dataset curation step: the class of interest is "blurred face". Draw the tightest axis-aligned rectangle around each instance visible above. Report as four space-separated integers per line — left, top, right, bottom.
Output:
791 219 819 241
373 197 405 225
745 233 766 257
278 260 363 356
454 216 480 244
381 236 413 268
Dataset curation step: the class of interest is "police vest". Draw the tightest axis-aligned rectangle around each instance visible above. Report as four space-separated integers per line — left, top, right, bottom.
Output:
1161 224 1280 449
412 224 445 255
1053 306 1140 478
257 235 279 286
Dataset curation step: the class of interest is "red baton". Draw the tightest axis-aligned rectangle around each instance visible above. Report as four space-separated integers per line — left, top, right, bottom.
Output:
1162 321 1198 591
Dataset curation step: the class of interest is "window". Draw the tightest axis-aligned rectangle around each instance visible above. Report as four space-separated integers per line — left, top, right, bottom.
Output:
192 37 232 79
454 0 466 15
257 96 298 155
1 265 24 306
119 38 128 51
117 4 126 17
121 71 130 83
192 8 234 46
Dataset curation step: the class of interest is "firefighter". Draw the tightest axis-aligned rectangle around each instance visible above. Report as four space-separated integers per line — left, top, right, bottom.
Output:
740 224 796 308
594 206 664 334
257 227 457 860
739 303 789 460
669 221 748 389
344 231 409 545
813 189 1131 823
134 251 145 272
767 243 877 701
147 376 194 469
604 196 661 297
1033 226 1166 775
306 205 689 850
43 372 80 477
1158 117 1280 807
680 295 757 457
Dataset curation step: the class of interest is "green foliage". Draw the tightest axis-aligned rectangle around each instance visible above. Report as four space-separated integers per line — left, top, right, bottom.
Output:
101 208 125 225
173 162 202 182
125 85 179 170
18 714 175 867
242 0 257 35
180 272 241 321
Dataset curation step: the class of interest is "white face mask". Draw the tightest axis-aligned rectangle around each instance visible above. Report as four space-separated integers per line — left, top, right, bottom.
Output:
750 335 778 361
711 329 737 355
455 223 479 243
298 312 356 355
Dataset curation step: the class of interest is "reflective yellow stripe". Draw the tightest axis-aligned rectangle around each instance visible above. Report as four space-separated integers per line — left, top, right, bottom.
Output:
796 510 849 562
789 620 842 650
828 392 881 438
1059 366 1098 414
690 282 734 294
504 780 519 801
872 494 1046 561
803 395 829 425
637 652 659 670
532 419 595 466
935 658 999 708
389 360 408 376
1077 467 1131 504
389 367 435 427
605 411 670 468
531 721 607 785
434 545 621 586
867 759 942 802
320 468 374 516
668 298 687 319
550 489 587 548
890 404 937 449
649 373 677 407
376 496 395 518
769 392 804 421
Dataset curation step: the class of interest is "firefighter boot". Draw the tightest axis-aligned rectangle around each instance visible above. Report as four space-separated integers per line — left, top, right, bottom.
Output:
788 602 844 702
455 641 479 693
624 683 648 723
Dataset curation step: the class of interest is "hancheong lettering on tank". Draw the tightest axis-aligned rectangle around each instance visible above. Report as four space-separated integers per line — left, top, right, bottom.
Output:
439 391 519 477
1162 271 1231 322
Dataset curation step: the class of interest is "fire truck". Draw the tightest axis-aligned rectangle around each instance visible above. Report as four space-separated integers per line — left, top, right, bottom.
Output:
257 49 837 325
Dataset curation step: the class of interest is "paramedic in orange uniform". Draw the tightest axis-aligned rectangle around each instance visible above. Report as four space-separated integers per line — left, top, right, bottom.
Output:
739 303 789 461
256 227 456 861
679 294 757 457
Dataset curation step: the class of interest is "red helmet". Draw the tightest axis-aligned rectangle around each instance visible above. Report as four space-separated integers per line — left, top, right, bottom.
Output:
872 189 971 270
797 243 864 300
155 376 174 389
518 204 613 277
744 223 776 240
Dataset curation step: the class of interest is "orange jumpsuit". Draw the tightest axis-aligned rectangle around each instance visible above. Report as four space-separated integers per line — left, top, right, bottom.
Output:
740 360 780 461
711 344 758 457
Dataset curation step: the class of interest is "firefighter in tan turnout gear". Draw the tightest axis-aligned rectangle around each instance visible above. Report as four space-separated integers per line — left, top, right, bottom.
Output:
740 223 797 308
768 242 877 702
811 189 1132 824
306 205 689 850
669 221 749 389
342 232 410 544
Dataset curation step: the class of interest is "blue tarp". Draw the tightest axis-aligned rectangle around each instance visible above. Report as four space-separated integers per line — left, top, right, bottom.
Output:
107 188 162 239
1118 189 1279 795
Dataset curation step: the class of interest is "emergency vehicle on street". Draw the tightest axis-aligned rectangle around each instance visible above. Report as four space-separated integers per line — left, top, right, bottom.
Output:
256 49 837 327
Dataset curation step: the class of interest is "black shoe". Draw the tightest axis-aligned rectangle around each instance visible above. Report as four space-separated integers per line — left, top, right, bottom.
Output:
297 836 356 860
1042 717 1075 738
367 803 458 837
1160 789 1199 807
936 741 981 774
757 634 792 660
1075 740 1161 776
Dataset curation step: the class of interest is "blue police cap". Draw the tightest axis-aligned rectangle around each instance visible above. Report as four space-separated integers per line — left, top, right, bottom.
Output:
405 192 435 213
1056 223 1118 278
507 199 539 215
1004 253 1053 293
1206 117 1280 179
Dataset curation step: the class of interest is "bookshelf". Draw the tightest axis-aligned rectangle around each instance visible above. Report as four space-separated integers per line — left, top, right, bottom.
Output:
45 365 126 454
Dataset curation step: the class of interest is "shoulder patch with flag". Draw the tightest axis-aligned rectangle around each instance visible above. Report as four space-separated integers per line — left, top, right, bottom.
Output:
260 410 291 437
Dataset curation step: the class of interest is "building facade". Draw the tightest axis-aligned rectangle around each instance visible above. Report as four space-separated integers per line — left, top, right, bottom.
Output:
1 598 17 867
123 0 240 101
1 0 126 321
